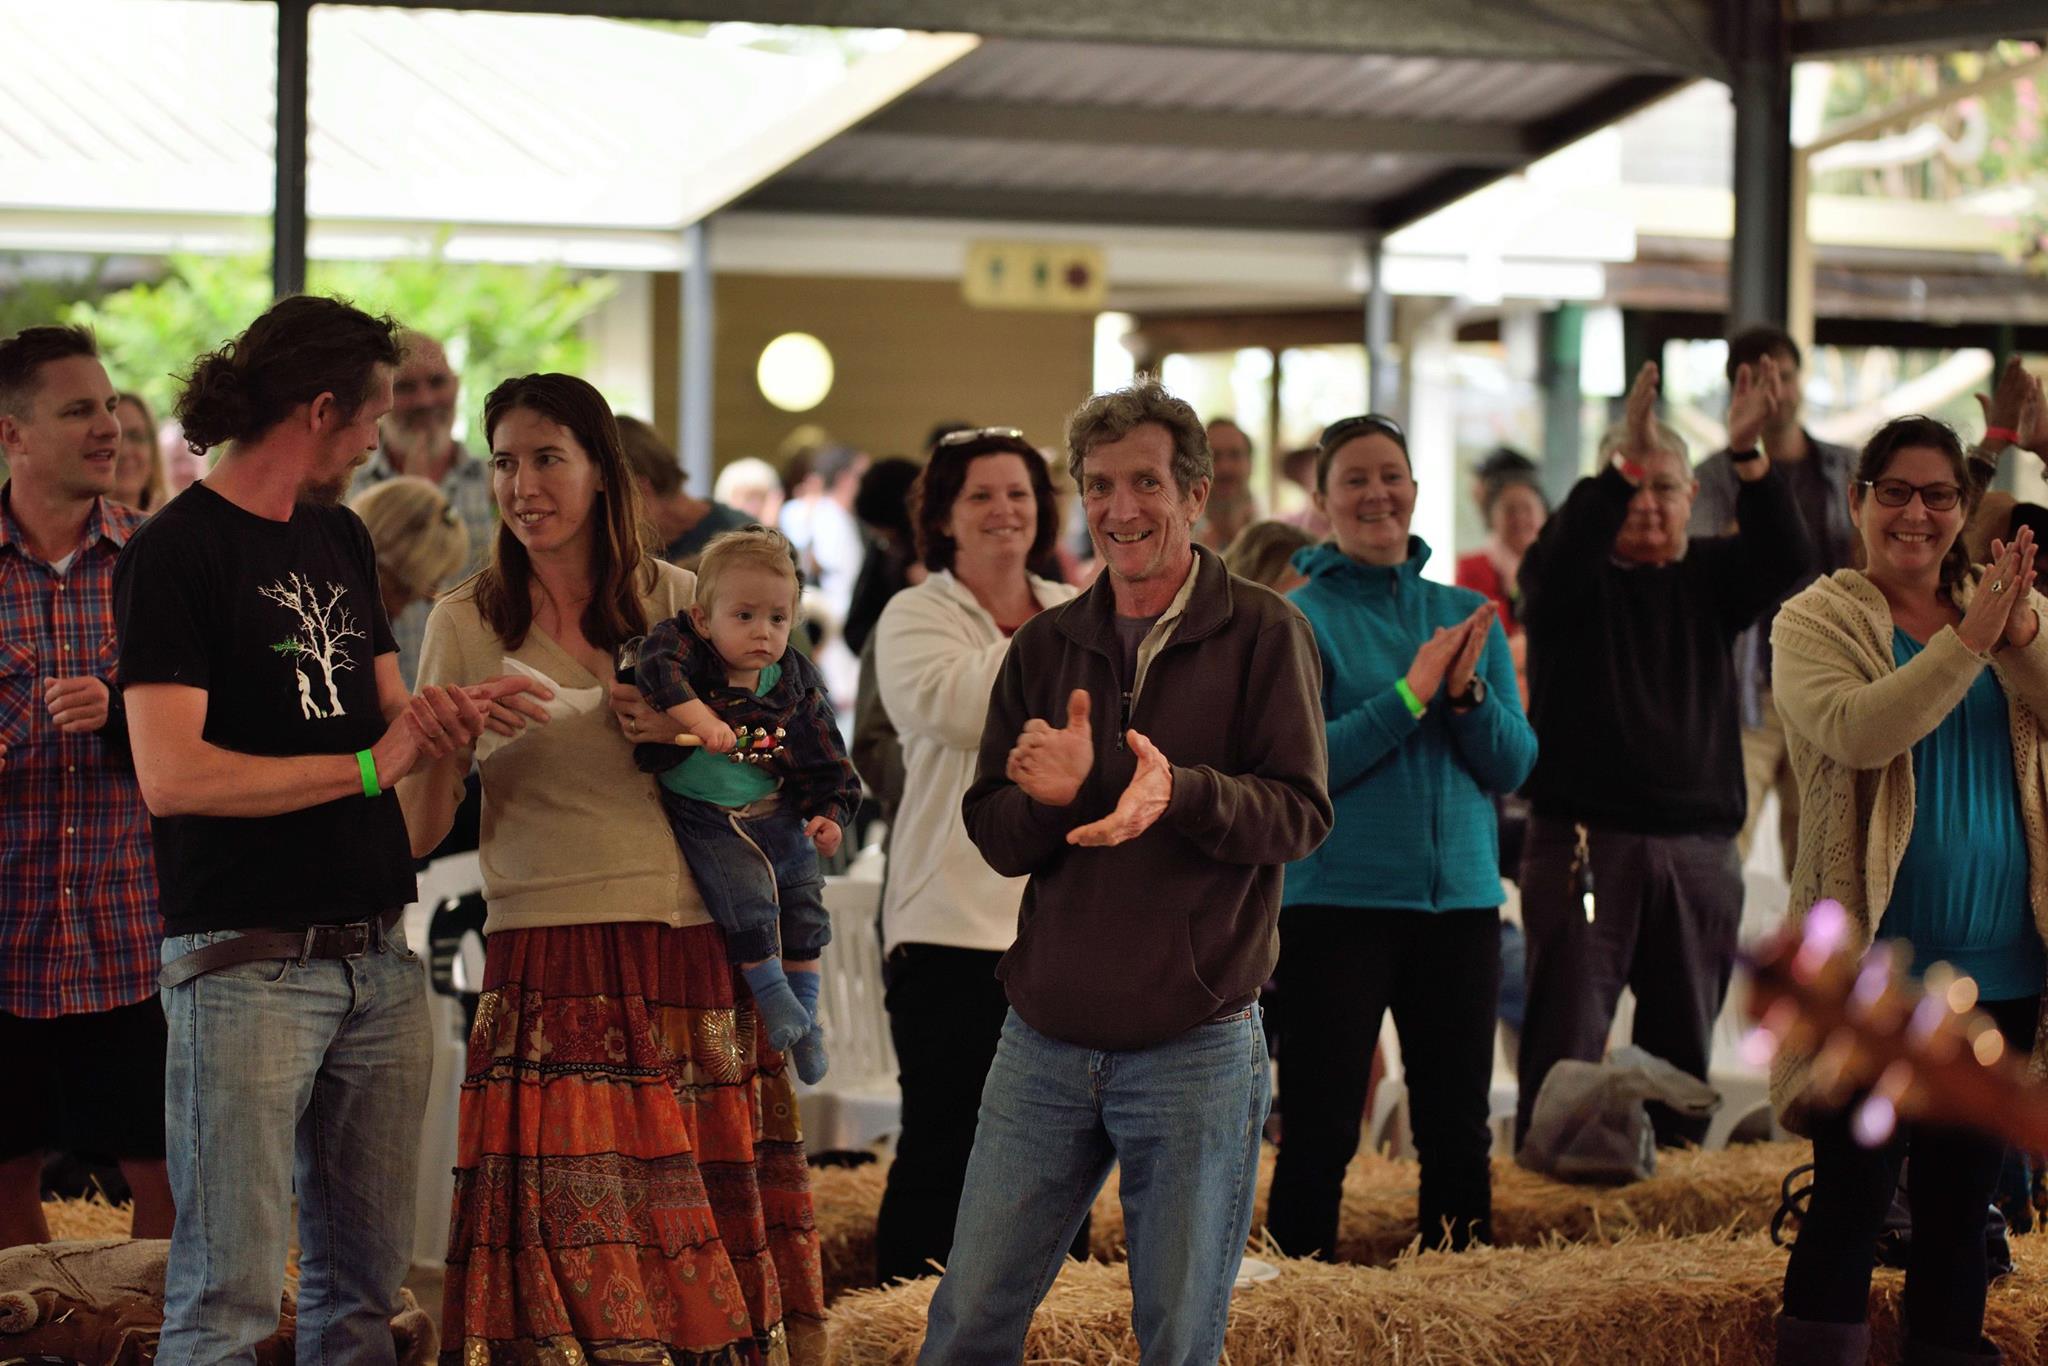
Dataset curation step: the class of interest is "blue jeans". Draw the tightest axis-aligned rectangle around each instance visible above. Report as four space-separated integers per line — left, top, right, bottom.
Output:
662 792 832 964
919 1006 1270 1366
157 918 432 1366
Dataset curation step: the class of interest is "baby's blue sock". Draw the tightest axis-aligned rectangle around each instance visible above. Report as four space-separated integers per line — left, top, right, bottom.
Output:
791 1022 830 1085
785 966 828 1083
788 965 822 1024
742 961 810 1053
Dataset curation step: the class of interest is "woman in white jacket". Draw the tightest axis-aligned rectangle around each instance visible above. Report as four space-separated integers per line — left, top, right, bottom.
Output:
871 428 1081 1285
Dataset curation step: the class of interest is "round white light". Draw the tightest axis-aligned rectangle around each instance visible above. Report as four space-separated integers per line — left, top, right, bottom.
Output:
756 332 834 413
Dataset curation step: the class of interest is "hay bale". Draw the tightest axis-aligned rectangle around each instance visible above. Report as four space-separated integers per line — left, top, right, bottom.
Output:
44 1196 132 1242
811 1162 1130 1301
1089 1140 1813 1265
813 1140 1811 1303
826 1229 2048 1365
811 1163 891 1301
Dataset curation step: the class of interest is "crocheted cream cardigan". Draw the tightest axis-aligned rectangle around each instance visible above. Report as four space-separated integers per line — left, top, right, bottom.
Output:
1767 566 2048 1130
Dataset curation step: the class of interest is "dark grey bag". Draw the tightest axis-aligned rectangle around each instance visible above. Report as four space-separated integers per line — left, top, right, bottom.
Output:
1516 1045 1722 1183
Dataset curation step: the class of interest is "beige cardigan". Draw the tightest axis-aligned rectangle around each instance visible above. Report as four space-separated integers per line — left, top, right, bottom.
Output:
416 560 712 935
1767 567 2048 1126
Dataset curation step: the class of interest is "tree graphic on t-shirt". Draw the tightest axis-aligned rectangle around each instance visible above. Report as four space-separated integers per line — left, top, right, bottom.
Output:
259 573 363 718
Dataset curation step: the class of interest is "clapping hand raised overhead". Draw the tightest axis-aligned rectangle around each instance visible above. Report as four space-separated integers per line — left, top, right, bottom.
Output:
1726 355 1790 458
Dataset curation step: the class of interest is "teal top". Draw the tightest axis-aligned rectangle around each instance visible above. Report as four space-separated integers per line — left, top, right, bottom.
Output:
1281 538 1537 912
658 664 782 808
1878 629 2044 1000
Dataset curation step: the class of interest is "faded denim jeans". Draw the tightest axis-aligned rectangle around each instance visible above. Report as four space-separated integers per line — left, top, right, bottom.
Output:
919 1006 1269 1366
157 918 431 1366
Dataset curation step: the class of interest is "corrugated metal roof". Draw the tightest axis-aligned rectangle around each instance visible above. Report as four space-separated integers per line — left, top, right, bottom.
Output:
758 35 1683 229
914 38 1630 122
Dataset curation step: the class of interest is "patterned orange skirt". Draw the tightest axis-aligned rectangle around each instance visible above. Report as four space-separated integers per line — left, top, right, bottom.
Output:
442 921 825 1365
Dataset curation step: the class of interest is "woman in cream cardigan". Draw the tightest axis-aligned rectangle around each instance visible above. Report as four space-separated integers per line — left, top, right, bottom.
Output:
869 428 1079 1285
401 375 824 1363
1771 414 2048 1366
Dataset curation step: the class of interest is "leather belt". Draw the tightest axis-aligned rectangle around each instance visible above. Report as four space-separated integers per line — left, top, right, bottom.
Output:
159 907 404 991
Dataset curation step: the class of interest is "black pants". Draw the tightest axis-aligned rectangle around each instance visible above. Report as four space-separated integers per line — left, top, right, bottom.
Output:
872 943 1089 1284
1266 906 1501 1258
1515 817 1742 1148
1783 995 2037 1349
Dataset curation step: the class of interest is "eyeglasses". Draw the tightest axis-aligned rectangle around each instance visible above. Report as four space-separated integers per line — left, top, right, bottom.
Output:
1317 413 1407 453
1859 478 1963 512
935 426 1026 449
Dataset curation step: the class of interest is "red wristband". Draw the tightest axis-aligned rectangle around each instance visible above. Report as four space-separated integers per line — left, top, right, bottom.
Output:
1986 426 2021 448
1611 453 1647 484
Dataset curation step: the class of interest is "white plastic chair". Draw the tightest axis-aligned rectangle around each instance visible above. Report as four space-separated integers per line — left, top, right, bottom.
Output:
401 851 484 1269
796 868 903 1151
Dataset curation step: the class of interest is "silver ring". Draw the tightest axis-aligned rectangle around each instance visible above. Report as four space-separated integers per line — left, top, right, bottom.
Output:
1993 579 2006 593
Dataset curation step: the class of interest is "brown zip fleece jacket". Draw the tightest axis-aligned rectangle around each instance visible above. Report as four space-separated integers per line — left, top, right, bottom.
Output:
962 545 1333 1051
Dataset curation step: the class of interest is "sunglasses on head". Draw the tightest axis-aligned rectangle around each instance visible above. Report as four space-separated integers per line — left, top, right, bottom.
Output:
935 426 1027 449
1317 413 1407 452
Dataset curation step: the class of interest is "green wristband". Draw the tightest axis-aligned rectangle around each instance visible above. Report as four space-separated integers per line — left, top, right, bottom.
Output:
1395 679 1426 718
356 748 381 798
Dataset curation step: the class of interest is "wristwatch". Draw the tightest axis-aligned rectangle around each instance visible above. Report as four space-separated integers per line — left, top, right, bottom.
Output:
1450 677 1487 711
1730 446 1766 465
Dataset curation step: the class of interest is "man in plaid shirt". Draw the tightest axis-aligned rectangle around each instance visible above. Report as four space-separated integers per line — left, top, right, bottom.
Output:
0 325 171 1246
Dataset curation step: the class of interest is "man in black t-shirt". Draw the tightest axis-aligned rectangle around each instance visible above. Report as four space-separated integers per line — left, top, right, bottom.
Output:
115 296 529 1364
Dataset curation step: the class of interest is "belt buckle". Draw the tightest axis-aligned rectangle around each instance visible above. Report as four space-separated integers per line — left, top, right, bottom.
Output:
341 921 372 959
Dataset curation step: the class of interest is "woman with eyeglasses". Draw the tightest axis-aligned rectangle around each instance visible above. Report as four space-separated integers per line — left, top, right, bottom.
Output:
1265 413 1537 1259
868 427 1082 1286
1771 415 2048 1366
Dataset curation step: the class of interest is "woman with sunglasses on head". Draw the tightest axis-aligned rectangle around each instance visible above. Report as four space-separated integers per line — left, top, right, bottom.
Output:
1264 413 1537 1259
868 427 1083 1286
1771 416 2048 1366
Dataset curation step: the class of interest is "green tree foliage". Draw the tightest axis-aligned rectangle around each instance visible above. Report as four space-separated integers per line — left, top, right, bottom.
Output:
1816 45 2047 201
65 252 617 426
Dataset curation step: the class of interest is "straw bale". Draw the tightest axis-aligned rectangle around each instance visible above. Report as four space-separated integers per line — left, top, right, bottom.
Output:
825 1229 2048 1365
813 1140 1811 1301
812 1162 891 1300
806 1146 1802 1302
812 1162 1129 1301
44 1195 132 1241
1085 1139 1811 1264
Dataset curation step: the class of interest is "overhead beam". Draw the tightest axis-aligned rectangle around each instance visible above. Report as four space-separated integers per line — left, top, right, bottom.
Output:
865 98 1532 163
306 0 1721 69
1791 0 2048 56
738 180 1376 231
1370 72 1690 229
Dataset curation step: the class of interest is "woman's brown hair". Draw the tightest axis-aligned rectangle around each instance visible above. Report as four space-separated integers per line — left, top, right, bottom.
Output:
1853 414 1978 592
472 373 653 652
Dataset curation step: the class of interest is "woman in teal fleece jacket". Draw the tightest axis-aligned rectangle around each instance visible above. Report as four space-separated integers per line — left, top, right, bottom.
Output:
1267 414 1537 1260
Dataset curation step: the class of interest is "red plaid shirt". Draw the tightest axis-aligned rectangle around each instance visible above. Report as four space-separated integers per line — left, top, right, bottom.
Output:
0 486 158 1017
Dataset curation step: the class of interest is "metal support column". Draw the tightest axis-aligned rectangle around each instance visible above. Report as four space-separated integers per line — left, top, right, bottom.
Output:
1727 0 1792 330
272 0 310 298
679 218 715 498
1366 234 1397 416
1540 305 1585 499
